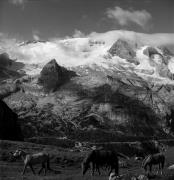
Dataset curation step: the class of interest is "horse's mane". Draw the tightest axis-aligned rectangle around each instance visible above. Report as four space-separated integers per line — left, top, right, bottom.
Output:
17 149 28 156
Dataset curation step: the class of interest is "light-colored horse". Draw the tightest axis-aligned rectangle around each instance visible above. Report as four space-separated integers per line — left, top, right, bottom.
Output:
13 149 51 175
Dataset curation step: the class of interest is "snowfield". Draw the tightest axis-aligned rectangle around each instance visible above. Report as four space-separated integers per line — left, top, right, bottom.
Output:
0 30 174 83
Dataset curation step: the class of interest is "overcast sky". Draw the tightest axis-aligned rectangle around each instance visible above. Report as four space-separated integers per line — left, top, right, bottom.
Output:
0 0 174 40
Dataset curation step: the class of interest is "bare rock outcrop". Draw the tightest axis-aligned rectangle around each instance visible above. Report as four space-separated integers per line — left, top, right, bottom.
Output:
108 39 138 65
38 59 76 91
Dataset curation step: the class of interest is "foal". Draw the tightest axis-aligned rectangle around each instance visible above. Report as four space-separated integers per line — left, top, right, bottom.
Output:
142 153 165 175
13 149 51 175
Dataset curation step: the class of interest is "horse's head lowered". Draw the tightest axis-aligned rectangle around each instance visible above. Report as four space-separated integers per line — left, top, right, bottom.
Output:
13 149 26 158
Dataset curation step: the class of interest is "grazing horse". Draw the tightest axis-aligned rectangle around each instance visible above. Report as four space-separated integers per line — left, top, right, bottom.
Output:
142 153 165 175
82 149 129 176
13 149 52 175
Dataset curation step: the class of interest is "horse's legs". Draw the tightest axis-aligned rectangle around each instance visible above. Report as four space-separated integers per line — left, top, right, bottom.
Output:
115 166 119 176
96 164 100 175
91 163 95 176
144 164 147 173
112 160 119 176
38 166 43 175
29 164 35 175
157 163 161 174
109 166 112 176
149 164 152 173
115 163 119 176
38 163 45 175
22 164 27 175
109 165 116 176
44 163 47 175
161 162 165 175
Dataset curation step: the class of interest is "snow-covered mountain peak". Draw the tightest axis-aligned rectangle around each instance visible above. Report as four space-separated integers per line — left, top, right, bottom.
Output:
0 30 174 84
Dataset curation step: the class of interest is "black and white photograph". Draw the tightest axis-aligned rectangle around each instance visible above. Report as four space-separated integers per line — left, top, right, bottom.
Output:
0 0 174 179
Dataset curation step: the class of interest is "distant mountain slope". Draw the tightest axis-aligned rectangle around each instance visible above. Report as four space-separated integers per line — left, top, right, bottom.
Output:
0 53 24 81
3 63 174 141
1 30 174 141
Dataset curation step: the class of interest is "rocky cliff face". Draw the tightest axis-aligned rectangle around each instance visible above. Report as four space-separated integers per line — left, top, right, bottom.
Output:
108 39 138 65
38 59 76 91
0 99 23 141
1 38 174 142
142 46 173 79
0 53 12 68
0 53 23 81
3 66 172 141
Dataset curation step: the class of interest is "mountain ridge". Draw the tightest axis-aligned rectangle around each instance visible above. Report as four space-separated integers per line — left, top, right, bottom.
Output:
1 31 174 141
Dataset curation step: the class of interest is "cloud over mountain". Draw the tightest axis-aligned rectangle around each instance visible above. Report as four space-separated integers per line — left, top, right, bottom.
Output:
32 30 40 41
0 30 174 76
89 30 174 47
106 6 152 30
73 30 86 38
9 0 27 6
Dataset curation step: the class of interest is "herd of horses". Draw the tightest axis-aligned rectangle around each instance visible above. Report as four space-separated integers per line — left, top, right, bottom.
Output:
81 150 165 178
11 143 166 179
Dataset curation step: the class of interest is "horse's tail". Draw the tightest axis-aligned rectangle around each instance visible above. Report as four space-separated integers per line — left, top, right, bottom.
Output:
117 152 129 160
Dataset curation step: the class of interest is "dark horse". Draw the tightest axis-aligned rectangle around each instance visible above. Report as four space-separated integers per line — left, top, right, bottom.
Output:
82 149 129 176
142 153 165 175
